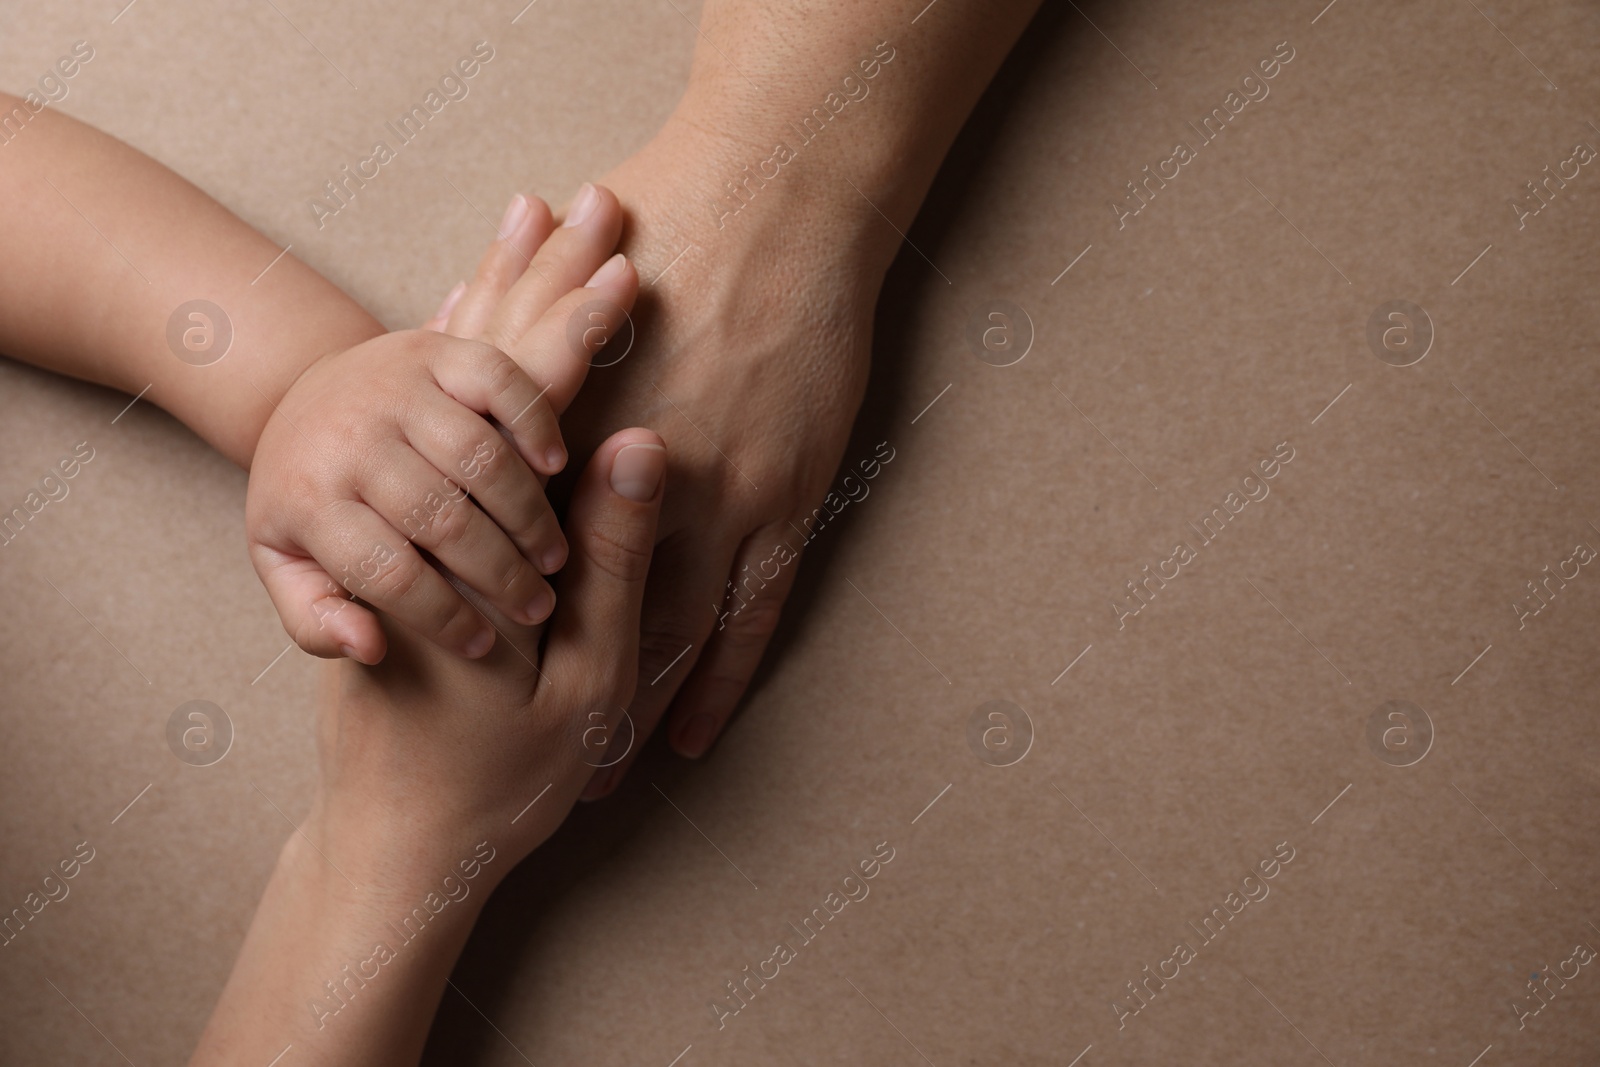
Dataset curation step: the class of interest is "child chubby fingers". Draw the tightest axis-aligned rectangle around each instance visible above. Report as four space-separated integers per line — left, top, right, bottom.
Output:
355 439 557 626
508 252 638 398
394 392 567 572
445 193 555 339
478 183 625 360
298 498 501 659
424 335 568 478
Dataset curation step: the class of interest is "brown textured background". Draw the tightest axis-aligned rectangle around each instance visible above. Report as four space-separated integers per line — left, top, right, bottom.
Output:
2 0 1598 1063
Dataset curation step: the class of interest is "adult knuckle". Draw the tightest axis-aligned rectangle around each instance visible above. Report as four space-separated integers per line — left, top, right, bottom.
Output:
724 595 784 644
637 626 697 677
580 518 652 582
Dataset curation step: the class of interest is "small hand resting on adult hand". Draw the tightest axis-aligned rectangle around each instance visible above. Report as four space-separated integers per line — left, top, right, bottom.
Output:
193 192 660 1067
247 183 635 665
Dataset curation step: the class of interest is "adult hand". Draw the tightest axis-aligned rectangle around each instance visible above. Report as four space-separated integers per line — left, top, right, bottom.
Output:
565 123 884 791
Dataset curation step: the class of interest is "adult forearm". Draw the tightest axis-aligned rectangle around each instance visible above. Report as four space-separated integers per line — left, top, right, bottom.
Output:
0 93 383 468
667 0 1044 273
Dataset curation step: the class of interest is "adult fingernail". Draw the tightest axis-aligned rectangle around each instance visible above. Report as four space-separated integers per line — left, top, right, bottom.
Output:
675 713 718 758
524 586 554 623
563 182 600 228
585 253 628 288
464 627 496 658
499 193 530 238
433 281 467 322
609 442 665 503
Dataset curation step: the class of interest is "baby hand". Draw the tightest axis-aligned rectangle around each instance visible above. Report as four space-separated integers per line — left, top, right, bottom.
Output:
247 184 637 663
247 330 569 662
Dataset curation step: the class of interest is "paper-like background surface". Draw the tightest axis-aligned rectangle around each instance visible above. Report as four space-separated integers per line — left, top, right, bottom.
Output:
2 0 1598 1063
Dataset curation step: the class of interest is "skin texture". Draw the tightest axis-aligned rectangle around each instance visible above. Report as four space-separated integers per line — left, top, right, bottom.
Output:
562 0 1044 789
0 93 383 468
248 187 641 664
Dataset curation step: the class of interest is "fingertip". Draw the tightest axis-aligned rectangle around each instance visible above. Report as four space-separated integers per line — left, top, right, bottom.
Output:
463 626 497 659
670 711 720 759
605 432 666 504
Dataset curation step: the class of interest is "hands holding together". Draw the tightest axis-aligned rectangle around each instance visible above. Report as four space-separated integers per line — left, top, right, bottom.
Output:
0 0 1042 1059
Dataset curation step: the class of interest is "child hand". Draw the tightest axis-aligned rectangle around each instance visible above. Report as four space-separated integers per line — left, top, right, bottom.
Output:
247 184 637 663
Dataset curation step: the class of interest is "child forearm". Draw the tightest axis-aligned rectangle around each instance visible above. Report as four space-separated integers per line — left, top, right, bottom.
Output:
0 92 383 468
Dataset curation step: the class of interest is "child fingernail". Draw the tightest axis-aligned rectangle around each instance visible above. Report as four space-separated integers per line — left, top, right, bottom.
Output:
675 713 718 758
500 194 530 238
338 643 360 661
465 628 496 658
539 542 567 574
609 442 665 503
544 445 566 472
525 587 554 623
563 182 600 228
585 253 628 288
